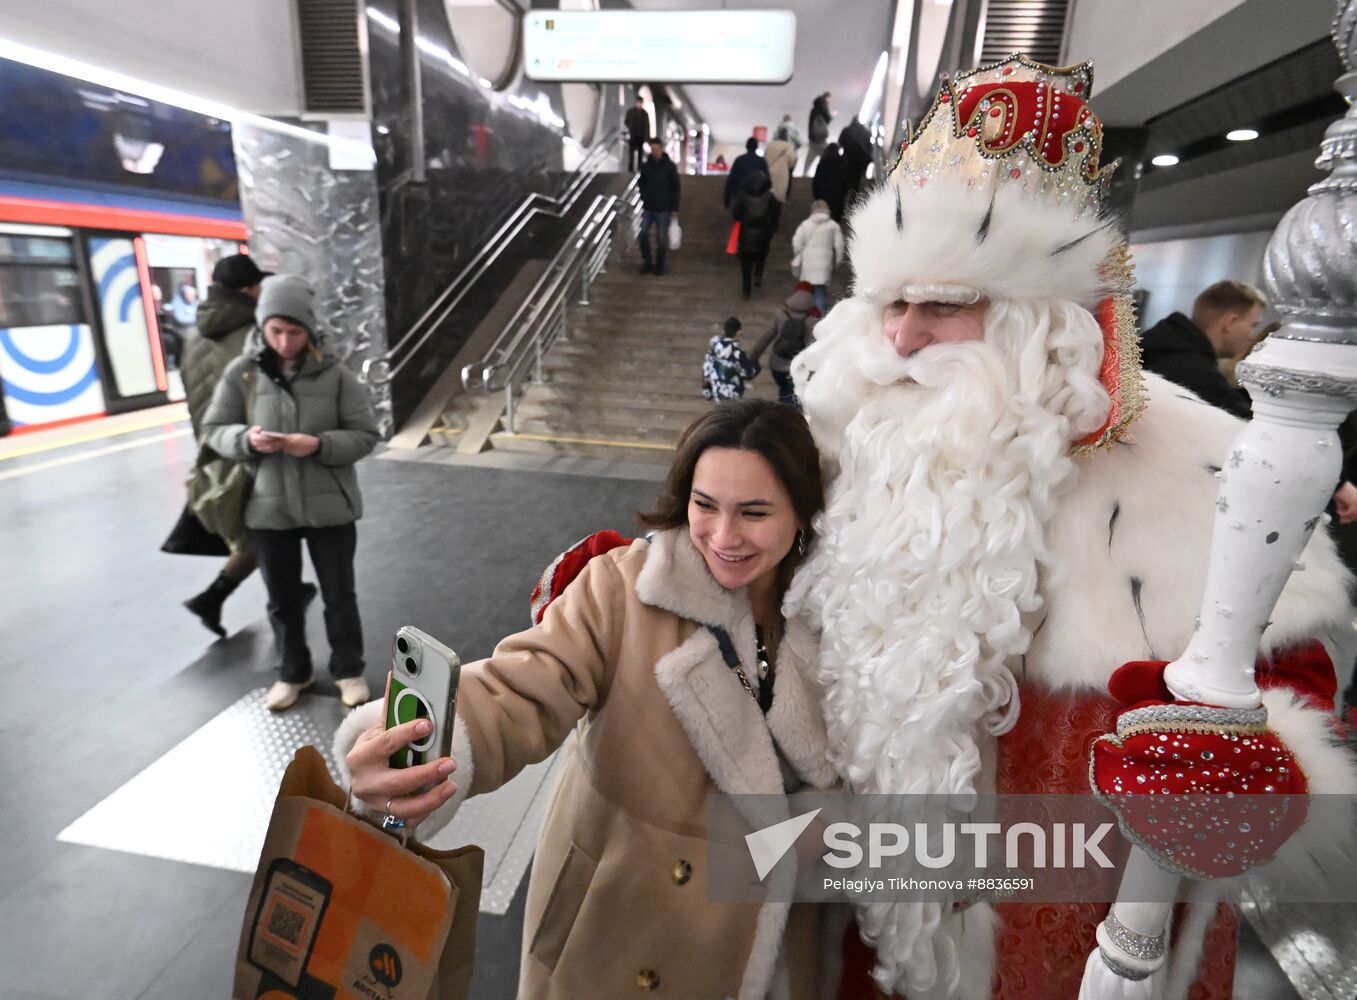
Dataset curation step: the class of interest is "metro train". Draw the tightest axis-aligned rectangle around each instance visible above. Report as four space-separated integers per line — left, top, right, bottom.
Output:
0 56 248 436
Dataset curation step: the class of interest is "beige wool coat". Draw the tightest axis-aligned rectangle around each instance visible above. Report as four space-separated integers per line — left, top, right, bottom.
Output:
337 529 840 999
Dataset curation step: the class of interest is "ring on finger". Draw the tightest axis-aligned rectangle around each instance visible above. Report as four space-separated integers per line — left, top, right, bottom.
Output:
381 796 406 831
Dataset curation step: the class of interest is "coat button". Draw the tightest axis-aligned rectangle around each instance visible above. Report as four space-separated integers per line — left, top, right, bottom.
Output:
636 969 659 990
671 860 692 885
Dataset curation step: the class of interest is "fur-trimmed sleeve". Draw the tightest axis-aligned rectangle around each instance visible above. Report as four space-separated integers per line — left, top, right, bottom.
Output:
456 551 625 796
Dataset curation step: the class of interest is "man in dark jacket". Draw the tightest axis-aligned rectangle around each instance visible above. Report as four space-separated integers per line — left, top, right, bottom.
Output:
624 97 651 172
637 138 681 276
806 92 832 173
724 137 769 208
180 253 272 637
1138 280 1264 420
838 116 873 203
812 143 849 224
731 171 780 299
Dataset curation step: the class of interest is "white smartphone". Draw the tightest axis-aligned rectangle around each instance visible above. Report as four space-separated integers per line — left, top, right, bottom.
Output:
384 626 461 769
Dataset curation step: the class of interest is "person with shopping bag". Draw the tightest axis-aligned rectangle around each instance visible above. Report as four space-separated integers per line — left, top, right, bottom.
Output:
731 171 782 300
338 400 840 999
636 138 680 277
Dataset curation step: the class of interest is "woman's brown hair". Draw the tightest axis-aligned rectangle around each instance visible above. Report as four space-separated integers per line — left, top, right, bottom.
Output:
639 400 825 586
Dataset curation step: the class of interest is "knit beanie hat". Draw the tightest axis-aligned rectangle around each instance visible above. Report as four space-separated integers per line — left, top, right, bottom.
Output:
723 316 742 337
256 275 317 333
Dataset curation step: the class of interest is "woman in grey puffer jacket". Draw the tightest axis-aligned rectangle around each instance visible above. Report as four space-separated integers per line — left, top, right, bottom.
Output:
203 275 380 712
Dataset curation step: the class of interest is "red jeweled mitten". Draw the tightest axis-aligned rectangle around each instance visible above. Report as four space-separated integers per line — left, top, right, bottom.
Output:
1090 660 1309 879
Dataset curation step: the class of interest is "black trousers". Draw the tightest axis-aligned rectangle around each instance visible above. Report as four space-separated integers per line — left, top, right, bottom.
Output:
253 523 364 683
739 250 768 295
628 140 646 172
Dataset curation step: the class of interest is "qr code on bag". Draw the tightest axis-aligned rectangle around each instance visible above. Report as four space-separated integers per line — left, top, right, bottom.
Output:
267 902 306 946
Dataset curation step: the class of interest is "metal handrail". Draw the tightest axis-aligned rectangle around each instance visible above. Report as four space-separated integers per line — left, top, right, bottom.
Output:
362 127 624 387
461 174 640 433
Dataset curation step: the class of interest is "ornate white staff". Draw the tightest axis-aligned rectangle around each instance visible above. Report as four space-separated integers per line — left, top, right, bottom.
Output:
1079 3 1357 994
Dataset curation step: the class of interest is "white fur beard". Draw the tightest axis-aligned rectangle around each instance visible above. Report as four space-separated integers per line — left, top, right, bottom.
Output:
787 299 1108 997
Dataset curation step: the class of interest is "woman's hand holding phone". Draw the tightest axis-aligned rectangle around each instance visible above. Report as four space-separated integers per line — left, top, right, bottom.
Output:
347 674 459 828
248 425 286 453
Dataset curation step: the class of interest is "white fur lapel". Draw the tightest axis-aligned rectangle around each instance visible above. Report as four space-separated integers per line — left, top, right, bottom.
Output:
640 530 827 1000
1028 373 1353 693
640 530 835 794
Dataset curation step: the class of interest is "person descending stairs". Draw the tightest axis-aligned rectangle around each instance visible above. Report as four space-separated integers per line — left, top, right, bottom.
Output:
489 174 851 464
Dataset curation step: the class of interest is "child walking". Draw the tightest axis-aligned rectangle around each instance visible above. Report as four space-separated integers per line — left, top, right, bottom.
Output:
702 316 758 401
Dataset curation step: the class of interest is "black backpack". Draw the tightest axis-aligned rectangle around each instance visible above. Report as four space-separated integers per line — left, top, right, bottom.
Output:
773 313 806 361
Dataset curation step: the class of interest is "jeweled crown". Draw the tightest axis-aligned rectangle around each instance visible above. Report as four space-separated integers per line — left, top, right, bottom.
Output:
890 54 1114 218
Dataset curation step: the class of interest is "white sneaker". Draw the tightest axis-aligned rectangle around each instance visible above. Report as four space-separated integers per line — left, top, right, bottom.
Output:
266 677 314 711
336 676 371 707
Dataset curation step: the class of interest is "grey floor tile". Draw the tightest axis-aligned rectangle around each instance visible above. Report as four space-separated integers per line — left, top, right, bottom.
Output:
0 846 250 999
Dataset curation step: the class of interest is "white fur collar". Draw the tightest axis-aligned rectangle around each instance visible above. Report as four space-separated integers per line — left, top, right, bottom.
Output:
1027 373 1353 693
640 528 836 793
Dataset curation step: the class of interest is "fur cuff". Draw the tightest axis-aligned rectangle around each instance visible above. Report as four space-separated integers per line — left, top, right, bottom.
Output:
1263 688 1357 797
331 701 477 836
1244 689 1357 896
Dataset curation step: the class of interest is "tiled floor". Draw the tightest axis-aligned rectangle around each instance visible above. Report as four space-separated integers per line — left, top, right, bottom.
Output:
0 420 655 999
0 414 1348 999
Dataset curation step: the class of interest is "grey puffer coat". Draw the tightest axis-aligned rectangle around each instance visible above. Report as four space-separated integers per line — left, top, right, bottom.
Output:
202 348 380 530
182 284 256 440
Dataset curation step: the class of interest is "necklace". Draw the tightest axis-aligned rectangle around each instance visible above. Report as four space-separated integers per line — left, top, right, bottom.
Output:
754 626 772 680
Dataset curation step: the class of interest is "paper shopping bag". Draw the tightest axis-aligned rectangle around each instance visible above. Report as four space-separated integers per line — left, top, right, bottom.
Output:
235 746 483 1000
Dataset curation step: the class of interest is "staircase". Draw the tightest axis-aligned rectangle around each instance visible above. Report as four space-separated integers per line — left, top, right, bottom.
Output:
479 174 849 464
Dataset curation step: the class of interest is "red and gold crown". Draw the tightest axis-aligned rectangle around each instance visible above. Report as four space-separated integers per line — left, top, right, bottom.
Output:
890 54 1114 218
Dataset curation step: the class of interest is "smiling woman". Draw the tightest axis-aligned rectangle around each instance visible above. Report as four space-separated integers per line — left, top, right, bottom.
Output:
336 399 837 998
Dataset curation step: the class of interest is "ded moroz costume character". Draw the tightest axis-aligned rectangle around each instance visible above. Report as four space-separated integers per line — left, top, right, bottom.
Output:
785 54 1357 999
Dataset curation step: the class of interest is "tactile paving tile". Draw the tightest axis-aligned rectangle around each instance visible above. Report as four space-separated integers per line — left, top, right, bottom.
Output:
57 687 565 916
58 688 346 873
1241 883 1357 999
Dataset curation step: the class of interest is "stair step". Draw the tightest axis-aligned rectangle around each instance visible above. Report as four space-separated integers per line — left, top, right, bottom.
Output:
488 431 676 466
509 412 684 441
513 399 709 431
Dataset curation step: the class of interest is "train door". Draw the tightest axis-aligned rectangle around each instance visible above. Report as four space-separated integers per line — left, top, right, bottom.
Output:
80 230 171 416
0 224 105 433
142 233 243 402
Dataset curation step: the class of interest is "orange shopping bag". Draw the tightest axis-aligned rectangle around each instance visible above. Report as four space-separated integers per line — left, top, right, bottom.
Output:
235 746 483 1000
725 221 741 255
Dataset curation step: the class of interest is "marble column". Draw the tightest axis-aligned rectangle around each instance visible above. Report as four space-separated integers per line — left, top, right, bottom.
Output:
232 120 392 434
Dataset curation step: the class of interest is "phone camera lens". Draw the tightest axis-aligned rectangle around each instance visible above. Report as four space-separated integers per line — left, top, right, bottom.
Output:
396 636 409 654
404 656 418 675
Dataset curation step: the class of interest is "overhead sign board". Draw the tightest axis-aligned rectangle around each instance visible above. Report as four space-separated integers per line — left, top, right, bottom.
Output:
523 10 797 84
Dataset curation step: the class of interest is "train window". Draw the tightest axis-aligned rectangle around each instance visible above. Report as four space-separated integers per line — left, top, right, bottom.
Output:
0 234 85 329
0 235 76 266
0 266 85 329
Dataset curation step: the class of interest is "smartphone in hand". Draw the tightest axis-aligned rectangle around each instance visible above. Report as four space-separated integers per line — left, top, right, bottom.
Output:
384 626 461 769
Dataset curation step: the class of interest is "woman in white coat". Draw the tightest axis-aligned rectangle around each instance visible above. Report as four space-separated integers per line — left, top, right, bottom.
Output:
790 200 844 313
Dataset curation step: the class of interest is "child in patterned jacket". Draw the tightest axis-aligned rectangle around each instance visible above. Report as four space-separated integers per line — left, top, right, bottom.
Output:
702 316 759 401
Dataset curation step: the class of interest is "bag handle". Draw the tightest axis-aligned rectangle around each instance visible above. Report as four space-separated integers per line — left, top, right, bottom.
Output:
344 781 413 847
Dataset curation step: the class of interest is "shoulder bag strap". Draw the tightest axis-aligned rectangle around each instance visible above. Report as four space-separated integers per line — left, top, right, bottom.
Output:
705 624 767 711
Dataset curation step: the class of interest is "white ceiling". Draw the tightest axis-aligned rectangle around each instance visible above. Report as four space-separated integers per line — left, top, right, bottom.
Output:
628 0 895 146
0 0 304 116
